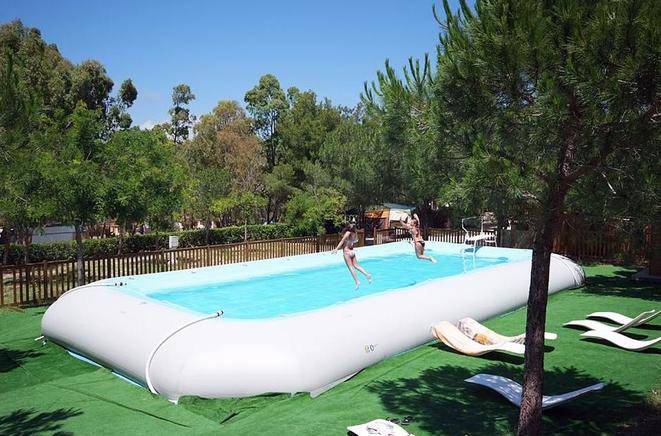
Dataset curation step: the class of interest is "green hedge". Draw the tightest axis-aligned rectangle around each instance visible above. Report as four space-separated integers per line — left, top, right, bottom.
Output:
0 224 293 265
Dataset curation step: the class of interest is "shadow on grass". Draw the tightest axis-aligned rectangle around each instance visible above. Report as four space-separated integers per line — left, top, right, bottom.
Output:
366 363 645 435
0 347 44 373
581 273 661 302
0 408 82 436
179 392 291 425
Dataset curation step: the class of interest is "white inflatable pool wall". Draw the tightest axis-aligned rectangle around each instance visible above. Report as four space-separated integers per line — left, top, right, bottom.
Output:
41 242 584 401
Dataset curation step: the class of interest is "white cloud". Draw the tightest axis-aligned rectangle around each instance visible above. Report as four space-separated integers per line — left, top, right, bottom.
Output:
139 119 165 130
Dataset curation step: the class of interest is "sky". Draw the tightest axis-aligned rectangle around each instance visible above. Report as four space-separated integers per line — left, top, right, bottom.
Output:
1 0 460 128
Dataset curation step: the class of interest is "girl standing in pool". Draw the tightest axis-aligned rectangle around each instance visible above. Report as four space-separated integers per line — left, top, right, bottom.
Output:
400 213 436 263
332 223 372 289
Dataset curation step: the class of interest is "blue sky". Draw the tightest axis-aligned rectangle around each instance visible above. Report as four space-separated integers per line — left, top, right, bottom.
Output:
1 1 459 128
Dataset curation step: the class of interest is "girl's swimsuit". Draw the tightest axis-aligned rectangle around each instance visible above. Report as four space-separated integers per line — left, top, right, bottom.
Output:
342 233 357 259
410 227 425 247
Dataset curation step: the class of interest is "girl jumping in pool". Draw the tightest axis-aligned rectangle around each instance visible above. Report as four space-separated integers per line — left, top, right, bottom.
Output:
332 223 372 289
400 213 436 263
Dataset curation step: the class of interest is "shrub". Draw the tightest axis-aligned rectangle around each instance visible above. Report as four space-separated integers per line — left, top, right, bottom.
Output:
0 224 293 265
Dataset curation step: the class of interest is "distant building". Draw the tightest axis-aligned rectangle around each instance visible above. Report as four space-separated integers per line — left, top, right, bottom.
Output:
365 203 415 231
31 225 75 243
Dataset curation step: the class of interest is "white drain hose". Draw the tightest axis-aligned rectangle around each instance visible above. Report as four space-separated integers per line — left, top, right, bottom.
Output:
145 310 223 395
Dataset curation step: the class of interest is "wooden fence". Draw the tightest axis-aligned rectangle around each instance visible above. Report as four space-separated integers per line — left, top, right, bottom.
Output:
372 227 649 262
372 227 495 245
0 225 650 308
0 233 345 308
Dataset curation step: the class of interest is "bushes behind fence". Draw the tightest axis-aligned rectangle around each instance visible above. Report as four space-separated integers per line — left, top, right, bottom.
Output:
0 224 292 265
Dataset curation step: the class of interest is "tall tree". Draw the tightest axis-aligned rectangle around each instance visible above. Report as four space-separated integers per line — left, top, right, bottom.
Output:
363 54 451 222
103 128 186 250
436 1 660 433
278 90 342 184
182 100 263 238
0 21 139 275
318 106 382 213
0 21 72 262
244 74 288 169
263 163 296 222
281 187 347 236
169 84 195 144
245 75 289 222
41 102 105 284
186 100 247 168
212 192 267 241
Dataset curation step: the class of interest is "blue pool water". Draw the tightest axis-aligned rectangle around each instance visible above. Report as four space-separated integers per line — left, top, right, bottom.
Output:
147 250 510 319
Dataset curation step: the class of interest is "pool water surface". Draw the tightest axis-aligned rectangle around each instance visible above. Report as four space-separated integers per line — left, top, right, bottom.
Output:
147 250 511 318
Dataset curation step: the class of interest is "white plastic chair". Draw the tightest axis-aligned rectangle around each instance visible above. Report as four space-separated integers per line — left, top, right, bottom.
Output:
462 216 497 247
580 330 661 351
586 309 659 327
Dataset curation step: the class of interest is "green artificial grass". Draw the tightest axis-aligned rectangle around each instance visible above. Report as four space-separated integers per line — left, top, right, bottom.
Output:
1 264 659 435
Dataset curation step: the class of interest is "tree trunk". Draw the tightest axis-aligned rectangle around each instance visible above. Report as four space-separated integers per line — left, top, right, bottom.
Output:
2 238 9 265
205 218 211 245
266 196 273 224
118 223 126 255
517 184 567 435
17 226 30 264
244 220 248 242
495 207 507 247
74 223 86 286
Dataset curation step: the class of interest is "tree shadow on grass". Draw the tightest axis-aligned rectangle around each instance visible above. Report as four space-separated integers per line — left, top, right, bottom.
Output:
179 392 291 425
580 273 661 302
366 363 646 435
0 408 82 436
0 347 44 373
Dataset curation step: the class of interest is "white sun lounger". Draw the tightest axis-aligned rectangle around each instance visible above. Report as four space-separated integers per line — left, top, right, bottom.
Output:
580 330 661 351
432 321 525 356
347 419 412 436
564 319 625 332
586 310 660 327
457 317 557 345
465 374 605 410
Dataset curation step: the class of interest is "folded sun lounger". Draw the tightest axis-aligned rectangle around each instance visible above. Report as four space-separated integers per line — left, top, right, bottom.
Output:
465 374 605 410
586 310 660 327
347 419 412 436
457 317 557 345
432 321 525 356
580 330 661 351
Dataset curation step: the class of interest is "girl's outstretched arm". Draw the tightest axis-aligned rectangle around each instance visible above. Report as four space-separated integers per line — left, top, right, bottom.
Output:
332 232 349 253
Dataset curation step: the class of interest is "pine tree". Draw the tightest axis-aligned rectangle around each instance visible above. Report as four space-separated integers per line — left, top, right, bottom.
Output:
436 0 660 433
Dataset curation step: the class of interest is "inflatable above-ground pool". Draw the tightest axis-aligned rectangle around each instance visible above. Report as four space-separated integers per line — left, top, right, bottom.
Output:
41 242 584 402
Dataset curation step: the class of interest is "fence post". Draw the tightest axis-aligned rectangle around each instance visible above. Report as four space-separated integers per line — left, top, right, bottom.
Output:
316 236 320 253
25 264 32 305
0 265 4 307
42 260 48 302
